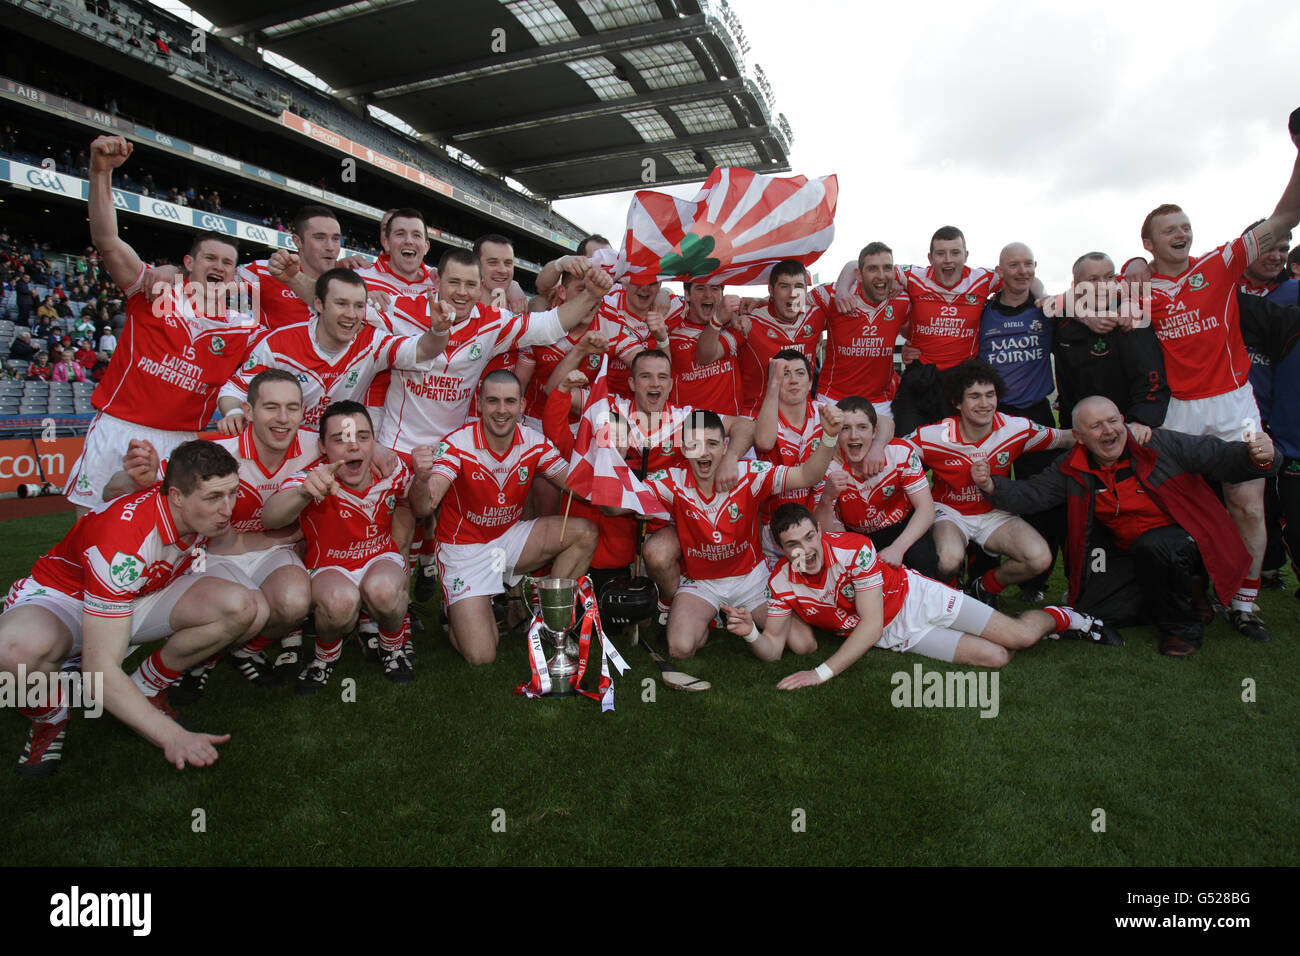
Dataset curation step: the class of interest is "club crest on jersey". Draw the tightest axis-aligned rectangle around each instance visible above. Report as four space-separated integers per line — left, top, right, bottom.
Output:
996 451 1010 466
1188 273 1206 290
586 355 601 370
244 356 257 371
766 329 777 339
965 294 979 304
434 441 449 457
799 325 812 337
469 343 483 360
882 484 896 497
1028 319 1042 333
855 549 871 569
751 461 769 472
108 553 144 589
885 305 895 319
810 437 821 451
661 438 674 454
647 469 667 481
345 369 360 388
1090 339 1110 357
209 336 226 354
727 503 740 521
384 494 396 511
840 582 856 600
517 466 529 483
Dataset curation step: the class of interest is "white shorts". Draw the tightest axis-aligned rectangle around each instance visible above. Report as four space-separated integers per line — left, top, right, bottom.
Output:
206 546 304 588
676 562 769 613
308 551 405 588
3 573 207 656
934 504 1016 555
879 570 995 661
1163 383 1260 444
64 412 196 510
436 519 537 606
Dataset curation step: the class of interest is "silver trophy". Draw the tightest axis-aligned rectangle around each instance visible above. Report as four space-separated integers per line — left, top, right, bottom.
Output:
539 578 580 696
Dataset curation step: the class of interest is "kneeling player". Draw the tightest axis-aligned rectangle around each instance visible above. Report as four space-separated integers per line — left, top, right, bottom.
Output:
0 441 269 775
642 406 844 660
724 505 1110 687
426 370 597 665
263 402 432 693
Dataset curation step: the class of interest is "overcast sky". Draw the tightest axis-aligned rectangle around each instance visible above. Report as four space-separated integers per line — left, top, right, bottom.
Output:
556 0 1300 292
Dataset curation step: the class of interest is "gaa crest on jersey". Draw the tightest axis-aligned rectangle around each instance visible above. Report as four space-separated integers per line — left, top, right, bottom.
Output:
384 494 397 511
996 451 1010 466
882 484 896 497
1189 273 1206 290
810 437 821 451
469 343 483 360
855 548 871 569
345 369 360 388
108 552 144 589
751 461 769 472
209 336 226 355
840 581 855 600
517 465 530 483
727 502 740 521
434 441 449 457
244 356 258 371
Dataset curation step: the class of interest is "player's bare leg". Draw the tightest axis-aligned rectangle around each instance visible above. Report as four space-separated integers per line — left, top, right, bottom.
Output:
258 565 311 640
298 569 359 695
644 525 683 621
447 596 500 665
785 615 817 655
1221 478 1270 639
932 521 969 581
666 592 717 659
982 519 1052 588
514 516 597 580
0 608 77 778
360 559 415 682
161 578 268 672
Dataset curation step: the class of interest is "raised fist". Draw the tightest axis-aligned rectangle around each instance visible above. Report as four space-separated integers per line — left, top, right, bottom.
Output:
90 135 132 173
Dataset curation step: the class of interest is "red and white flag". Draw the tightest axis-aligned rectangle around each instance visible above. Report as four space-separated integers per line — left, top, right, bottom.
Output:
620 166 837 287
566 357 671 521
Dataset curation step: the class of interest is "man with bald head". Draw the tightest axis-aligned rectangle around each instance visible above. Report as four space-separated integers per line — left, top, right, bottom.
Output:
971 396 1279 656
976 242 1059 599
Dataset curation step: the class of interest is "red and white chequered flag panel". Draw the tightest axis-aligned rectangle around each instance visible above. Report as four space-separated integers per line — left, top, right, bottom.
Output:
566 357 671 521
620 166 838 287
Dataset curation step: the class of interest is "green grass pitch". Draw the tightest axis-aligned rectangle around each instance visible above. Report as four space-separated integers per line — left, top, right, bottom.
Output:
1 511 1296 866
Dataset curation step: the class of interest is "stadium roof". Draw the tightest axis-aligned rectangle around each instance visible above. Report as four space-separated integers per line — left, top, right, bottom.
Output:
183 0 792 199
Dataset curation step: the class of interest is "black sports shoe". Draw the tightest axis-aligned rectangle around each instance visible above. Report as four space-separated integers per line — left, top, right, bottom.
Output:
296 658 336 697
381 645 415 684
1060 617 1125 646
149 692 191 729
356 621 381 664
272 644 301 683
1227 607 1270 643
413 563 440 602
229 650 279 687
15 716 68 779
965 577 999 611
167 666 212 708
1018 586 1046 604
1260 569 1284 591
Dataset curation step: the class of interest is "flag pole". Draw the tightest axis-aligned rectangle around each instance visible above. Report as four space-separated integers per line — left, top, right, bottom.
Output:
559 488 574 541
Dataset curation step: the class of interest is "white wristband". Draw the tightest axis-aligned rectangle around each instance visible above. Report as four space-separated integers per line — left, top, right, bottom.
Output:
742 624 760 644
223 406 243 419
814 663 834 683
824 432 839 447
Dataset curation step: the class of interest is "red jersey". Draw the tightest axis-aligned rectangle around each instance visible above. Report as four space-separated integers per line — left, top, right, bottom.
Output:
93 267 258 431
238 259 313 331
767 532 909 633
27 486 204 619
738 302 824 411
898 264 997 371
429 421 567 546
378 303 564 453
825 439 928 533
214 428 321 534
596 288 680 398
756 397 829 523
811 282 910 401
281 456 412 570
914 413 1061 515
220 312 430 428
645 460 788 580
1149 236 1255 400
667 309 742 416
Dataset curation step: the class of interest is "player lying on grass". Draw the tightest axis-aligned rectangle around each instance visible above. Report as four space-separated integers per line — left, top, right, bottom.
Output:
722 504 1118 688
426 370 597 665
262 402 433 693
1 440 269 776
626 405 844 660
